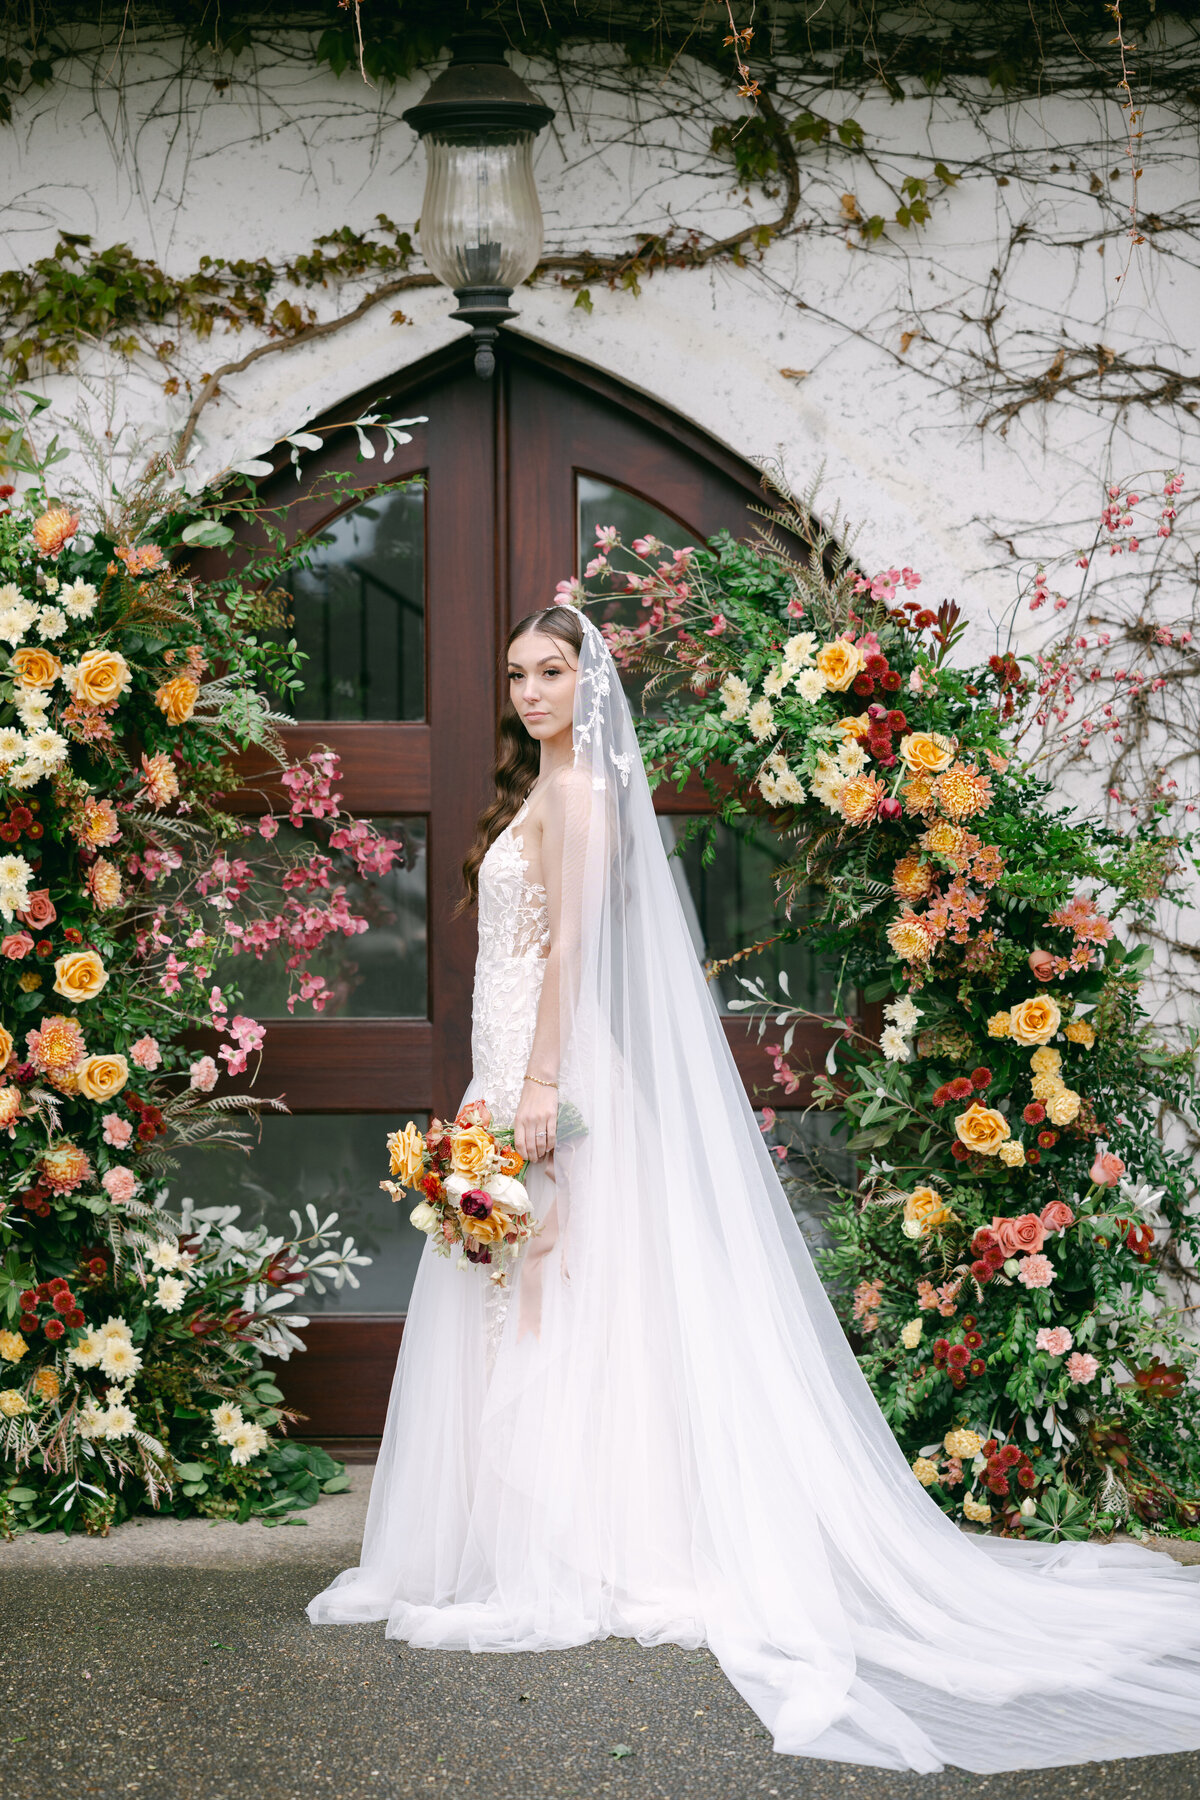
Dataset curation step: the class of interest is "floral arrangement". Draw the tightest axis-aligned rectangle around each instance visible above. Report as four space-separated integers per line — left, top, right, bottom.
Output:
567 470 1200 1541
0 424 414 1536
382 1100 536 1283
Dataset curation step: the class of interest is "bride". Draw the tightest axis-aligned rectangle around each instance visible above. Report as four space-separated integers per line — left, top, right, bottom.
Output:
308 600 1200 1775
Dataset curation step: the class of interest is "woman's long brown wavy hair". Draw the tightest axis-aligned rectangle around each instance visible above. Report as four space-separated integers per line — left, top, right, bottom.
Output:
453 604 585 917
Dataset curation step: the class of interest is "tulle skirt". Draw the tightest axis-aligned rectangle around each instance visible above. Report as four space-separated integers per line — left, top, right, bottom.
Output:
306 1115 1200 1775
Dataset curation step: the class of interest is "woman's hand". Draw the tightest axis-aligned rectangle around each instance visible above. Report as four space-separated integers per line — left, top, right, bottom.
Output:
514 1079 557 1162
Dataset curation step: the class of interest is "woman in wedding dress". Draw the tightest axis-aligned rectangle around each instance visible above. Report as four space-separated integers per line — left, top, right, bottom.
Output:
308 601 1200 1775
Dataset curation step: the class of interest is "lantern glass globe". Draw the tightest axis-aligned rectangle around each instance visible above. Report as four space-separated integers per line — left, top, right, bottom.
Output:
418 127 544 293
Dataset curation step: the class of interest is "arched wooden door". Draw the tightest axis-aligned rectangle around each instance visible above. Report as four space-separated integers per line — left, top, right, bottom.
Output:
197 338 836 1447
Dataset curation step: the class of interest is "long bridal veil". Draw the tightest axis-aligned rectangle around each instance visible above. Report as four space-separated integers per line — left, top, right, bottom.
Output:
309 601 1200 1775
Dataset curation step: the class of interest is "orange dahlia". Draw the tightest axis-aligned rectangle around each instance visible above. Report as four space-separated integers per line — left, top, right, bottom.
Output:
40 1141 93 1195
31 507 79 557
27 1013 87 1076
932 763 994 821
886 912 934 964
892 855 934 903
838 772 885 825
901 774 937 816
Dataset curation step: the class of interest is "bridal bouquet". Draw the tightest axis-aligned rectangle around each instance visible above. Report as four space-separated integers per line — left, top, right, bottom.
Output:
380 1100 537 1280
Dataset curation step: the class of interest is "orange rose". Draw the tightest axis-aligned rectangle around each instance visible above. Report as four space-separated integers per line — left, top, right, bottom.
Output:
76 1053 130 1101
954 1103 1011 1156
451 1123 496 1182
52 950 109 1004
1009 994 1062 1046
459 1205 515 1245
31 507 79 557
903 1186 956 1235
899 731 955 775
387 1121 427 1187
70 648 132 709
10 647 62 690
0 1024 13 1068
155 674 200 725
814 638 865 692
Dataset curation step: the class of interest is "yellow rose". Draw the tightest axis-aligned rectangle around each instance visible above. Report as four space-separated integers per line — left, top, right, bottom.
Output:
155 674 200 725
837 713 871 743
387 1120 427 1188
1046 1087 1081 1126
1009 994 1062 1046
71 647 132 708
998 1140 1026 1167
814 638 865 692
899 730 956 775
0 1389 29 1417
1029 1046 1062 1075
912 1457 940 1487
10 646 62 690
944 1428 983 1459
450 1122 496 1182
962 1493 992 1524
459 1205 516 1245
0 1023 13 1068
77 1053 130 1101
1064 1019 1096 1048
903 1185 956 1234
954 1102 1011 1156
986 1011 1012 1039
52 950 109 1004
0 1329 28 1363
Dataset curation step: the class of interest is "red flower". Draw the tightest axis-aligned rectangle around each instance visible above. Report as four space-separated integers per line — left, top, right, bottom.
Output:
982 1439 998 1456
1026 1148 1041 1165
65 1308 85 1327
948 1076 974 1100
881 671 902 692
1017 1465 1036 1489
43 1317 66 1340
933 1337 950 1360
52 1290 75 1314
972 1228 1000 1254
914 610 936 628
1038 1130 1058 1148
19 1313 38 1334
930 1086 950 1108
970 1067 992 1089
1000 1444 1021 1468
951 1142 971 1161
48 1277 69 1293
986 1247 1006 1270
987 1473 1010 1496
1023 1103 1045 1125
961 1314 977 1329
865 655 889 678
970 1259 991 1282
886 710 907 731
63 926 84 944
18 1288 36 1309
969 1357 986 1377
947 1343 970 1368
853 673 875 696
964 1329 983 1350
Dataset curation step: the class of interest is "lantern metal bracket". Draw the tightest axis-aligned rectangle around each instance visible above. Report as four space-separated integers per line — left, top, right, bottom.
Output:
448 284 518 380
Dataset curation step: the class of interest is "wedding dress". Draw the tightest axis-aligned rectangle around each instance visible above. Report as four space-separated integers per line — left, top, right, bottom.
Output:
308 602 1200 1775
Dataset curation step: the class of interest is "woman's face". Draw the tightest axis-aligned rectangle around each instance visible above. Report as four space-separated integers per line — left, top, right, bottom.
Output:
506 629 579 744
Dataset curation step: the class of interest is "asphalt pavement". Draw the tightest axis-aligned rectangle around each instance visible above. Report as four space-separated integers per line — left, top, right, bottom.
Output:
3 1463 1200 1800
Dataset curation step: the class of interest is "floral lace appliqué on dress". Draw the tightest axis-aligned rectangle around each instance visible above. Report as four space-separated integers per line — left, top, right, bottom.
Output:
471 797 551 1129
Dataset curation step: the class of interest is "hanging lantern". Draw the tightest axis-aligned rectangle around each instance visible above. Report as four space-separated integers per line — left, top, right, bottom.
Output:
403 31 555 378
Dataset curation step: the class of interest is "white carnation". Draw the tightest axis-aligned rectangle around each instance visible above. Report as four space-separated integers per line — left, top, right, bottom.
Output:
880 1025 912 1063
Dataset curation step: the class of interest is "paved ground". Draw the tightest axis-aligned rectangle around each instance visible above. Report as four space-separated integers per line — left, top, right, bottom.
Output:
4 1465 1200 1800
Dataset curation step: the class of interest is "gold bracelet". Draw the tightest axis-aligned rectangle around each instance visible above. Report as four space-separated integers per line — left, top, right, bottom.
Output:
523 1072 558 1087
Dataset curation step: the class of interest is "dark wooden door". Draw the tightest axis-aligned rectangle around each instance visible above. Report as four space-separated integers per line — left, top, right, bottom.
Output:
197 337 831 1447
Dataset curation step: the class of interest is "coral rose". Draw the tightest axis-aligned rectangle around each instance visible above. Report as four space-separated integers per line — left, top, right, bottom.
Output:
1009 994 1062 1046
31 507 79 556
1090 1150 1125 1187
52 950 109 1003
814 638 865 692
16 888 56 930
1040 1200 1075 1232
451 1123 497 1182
69 648 132 709
387 1121 427 1188
1 931 34 958
991 1212 1045 1256
1027 949 1057 981
903 1186 955 1235
76 1053 130 1102
954 1103 1011 1156
155 673 200 725
899 731 956 775
11 646 62 690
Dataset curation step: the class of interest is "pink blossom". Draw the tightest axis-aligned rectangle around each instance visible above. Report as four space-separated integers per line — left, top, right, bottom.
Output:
102 1113 134 1147
1066 1351 1099 1384
703 613 728 637
1016 1253 1055 1289
258 814 281 842
189 1056 219 1093
1035 1325 1074 1356
594 524 618 549
1090 1150 1125 1187
130 1034 162 1071
102 1166 139 1203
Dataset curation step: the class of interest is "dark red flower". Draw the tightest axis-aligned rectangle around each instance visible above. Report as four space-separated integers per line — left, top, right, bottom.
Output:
885 710 907 731
933 1337 950 1360
951 1141 971 1161
1000 1444 1021 1468
1023 1103 1045 1125
1017 1465 1036 1489
48 1278 69 1294
964 1330 983 1350
970 1259 991 1282
138 1120 158 1142
18 1313 38 1334
986 1246 1006 1270
969 1357 987 1378
930 1086 950 1108
881 671 902 691
460 1189 493 1220
947 1343 970 1368
970 1067 992 1089
18 1289 36 1309
972 1228 999 1253
1026 1147 1041 1165
65 1308 85 1328
950 1371 966 1389
878 797 902 822
43 1317 66 1340
982 1439 998 1456
63 926 84 944
35 938 53 957
1038 1130 1058 1148
865 655 889 678
987 1473 1010 1496
852 673 875 696
88 1256 108 1278
961 1314 977 1329
52 1290 75 1314
914 609 936 628
948 1077 974 1099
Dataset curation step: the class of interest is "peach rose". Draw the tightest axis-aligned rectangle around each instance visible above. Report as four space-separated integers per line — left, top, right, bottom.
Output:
1027 949 1056 982
899 730 956 775
991 1212 1046 1256
1040 1200 1075 1232
70 648 132 710
954 1102 1011 1156
1 932 33 959
814 638 865 692
387 1121 427 1188
16 888 56 930
31 507 79 557
155 674 200 725
1009 994 1062 1046
52 950 109 1003
451 1123 496 1182
76 1053 130 1102
10 646 62 690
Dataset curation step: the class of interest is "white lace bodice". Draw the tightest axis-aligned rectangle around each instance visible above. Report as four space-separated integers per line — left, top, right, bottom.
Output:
470 796 551 1126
